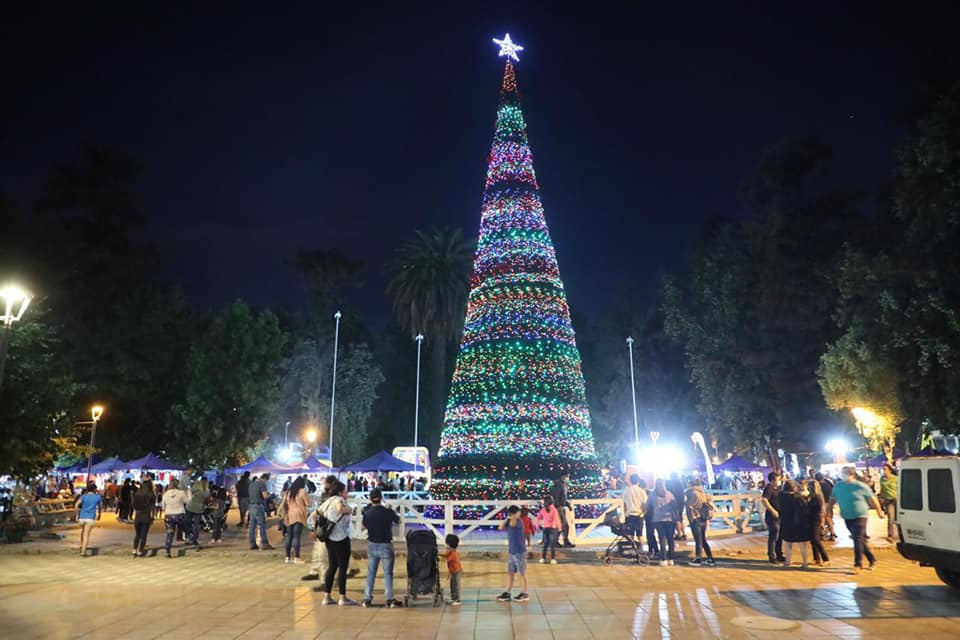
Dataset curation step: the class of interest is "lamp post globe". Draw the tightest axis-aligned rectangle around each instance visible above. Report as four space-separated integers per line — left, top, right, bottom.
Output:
0 283 33 393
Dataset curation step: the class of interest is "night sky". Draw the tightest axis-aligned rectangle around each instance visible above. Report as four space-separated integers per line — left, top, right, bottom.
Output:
2 3 956 323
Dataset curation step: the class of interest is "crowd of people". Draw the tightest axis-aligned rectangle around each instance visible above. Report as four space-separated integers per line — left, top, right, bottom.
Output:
43 457 901 607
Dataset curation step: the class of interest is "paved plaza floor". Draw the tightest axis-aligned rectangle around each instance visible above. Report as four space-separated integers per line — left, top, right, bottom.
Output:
2 537 959 639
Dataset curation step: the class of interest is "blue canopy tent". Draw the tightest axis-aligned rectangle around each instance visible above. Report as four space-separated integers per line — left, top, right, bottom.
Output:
863 449 907 467
304 457 338 473
123 452 184 471
88 456 128 474
717 455 767 473
340 451 417 473
225 455 308 475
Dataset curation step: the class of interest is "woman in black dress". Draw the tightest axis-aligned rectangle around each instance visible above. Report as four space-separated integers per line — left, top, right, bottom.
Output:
778 480 810 569
805 479 830 566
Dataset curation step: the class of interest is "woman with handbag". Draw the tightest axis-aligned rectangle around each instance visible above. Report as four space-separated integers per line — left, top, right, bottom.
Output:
684 480 716 566
318 480 356 606
283 477 308 563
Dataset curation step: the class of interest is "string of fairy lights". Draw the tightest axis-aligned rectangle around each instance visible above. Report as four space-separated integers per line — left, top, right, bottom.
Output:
430 53 603 502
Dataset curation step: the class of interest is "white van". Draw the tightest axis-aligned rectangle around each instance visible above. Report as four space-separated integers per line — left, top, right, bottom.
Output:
896 455 960 588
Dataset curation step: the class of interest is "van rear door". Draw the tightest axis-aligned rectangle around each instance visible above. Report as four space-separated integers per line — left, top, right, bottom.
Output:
923 460 960 551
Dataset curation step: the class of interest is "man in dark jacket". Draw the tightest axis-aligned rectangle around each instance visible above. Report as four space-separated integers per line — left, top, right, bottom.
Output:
236 471 250 528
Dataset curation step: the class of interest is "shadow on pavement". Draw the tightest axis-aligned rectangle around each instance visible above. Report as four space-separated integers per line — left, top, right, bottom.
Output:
721 585 960 620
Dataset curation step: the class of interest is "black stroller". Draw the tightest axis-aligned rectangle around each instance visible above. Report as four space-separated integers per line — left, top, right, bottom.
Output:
404 529 443 607
602 510 649 565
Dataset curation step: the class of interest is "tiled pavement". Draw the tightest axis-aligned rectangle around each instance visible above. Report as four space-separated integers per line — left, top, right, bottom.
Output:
2 547 958 639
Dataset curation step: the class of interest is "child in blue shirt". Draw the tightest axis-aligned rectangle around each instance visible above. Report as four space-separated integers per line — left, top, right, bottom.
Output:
74 482 102 557
496 505 529 602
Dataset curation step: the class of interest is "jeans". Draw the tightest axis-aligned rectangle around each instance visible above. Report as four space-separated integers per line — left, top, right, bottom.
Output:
541 527 558 560
810 523 829 563
324 538 351 596
765 514 783 561
883 500 897 538
164 514 183 552
690 518 712 560
133 520 151 553
624 515 643 540
560 507 572 545
248 504 268 547
364 541 395 601
285 522 304 559
654 521 675 560
844 517 875 568
645 514 659 555
212 513 224 541
450 570 461 601
185 511 202 544
238 497 249 526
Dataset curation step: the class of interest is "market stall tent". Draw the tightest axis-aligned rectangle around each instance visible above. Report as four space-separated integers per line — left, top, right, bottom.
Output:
717 455 768 473
340 451 417 473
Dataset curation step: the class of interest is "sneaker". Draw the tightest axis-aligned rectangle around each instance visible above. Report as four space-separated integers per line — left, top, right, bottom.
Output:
301 573 320 581
822 561 831 567
539 558 545 564
496 592 512 602
138 551 147 558
667 560 674 566
285 558 291 564
689 558 702 565
131 551 138 558
866 562 876 571
165 551 172 558
514 592 530 602
705 559 716 566
261 544 275 551
361 599 372 608
319 594 335 605
338 597 358 606
292 558 304 564
347 568 360 577
249 545 259 551
550 559 558 565
659 560 668 567
448 599 462 606
386 599 403 608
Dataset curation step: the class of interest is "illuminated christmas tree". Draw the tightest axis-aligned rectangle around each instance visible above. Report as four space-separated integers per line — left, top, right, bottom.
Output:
431 36 603 501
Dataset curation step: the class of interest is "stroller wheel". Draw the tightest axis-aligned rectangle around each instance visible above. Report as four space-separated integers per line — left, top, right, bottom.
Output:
603 556 613 565
639 553 650 566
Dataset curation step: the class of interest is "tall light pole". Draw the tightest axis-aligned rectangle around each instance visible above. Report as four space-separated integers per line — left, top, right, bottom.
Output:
328 310 342 465
0 284 33 394
626 337 639 447
84 405 105 480
284 421 291 447
413 333 424 475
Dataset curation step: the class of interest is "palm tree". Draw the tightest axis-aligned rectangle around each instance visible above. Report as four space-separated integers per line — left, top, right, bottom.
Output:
387 228 475 451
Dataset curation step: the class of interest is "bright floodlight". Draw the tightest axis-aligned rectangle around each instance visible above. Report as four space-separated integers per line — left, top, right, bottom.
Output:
91 405 104 421
636 444 687 476
0 284 32 325
306 429 317 443
493 33 524 62
825 438 848 455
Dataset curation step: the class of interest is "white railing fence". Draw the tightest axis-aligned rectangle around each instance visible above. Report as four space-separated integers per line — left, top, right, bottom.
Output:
305 492 764 546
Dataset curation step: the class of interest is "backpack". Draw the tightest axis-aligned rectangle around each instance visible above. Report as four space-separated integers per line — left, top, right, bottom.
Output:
315 498 344 542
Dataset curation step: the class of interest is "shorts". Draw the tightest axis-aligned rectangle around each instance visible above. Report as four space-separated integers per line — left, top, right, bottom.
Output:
508 552 527 575
79 518 95 525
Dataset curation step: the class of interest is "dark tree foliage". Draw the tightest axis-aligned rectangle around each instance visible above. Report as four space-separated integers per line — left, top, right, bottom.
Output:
820 82 960 443
664 139 858 458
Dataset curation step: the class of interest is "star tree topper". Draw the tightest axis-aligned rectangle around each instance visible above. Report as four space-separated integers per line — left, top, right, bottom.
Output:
493 33 523 62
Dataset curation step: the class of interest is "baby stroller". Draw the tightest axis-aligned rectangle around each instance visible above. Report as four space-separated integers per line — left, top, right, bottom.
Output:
602 511 649 565
404 529 443 607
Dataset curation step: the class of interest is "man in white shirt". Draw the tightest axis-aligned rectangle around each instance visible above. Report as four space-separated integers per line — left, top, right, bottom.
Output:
622 473 647 544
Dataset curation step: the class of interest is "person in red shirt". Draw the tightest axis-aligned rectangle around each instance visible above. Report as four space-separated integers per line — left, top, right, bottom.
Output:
441 534 463 606
520 506 535 549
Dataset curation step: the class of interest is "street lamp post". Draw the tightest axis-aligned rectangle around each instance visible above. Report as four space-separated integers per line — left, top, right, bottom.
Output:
284 421 291 447
0 284 33 394
84 405 105 480
413 333 424 475
626 337 640 447
328 310 342 465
